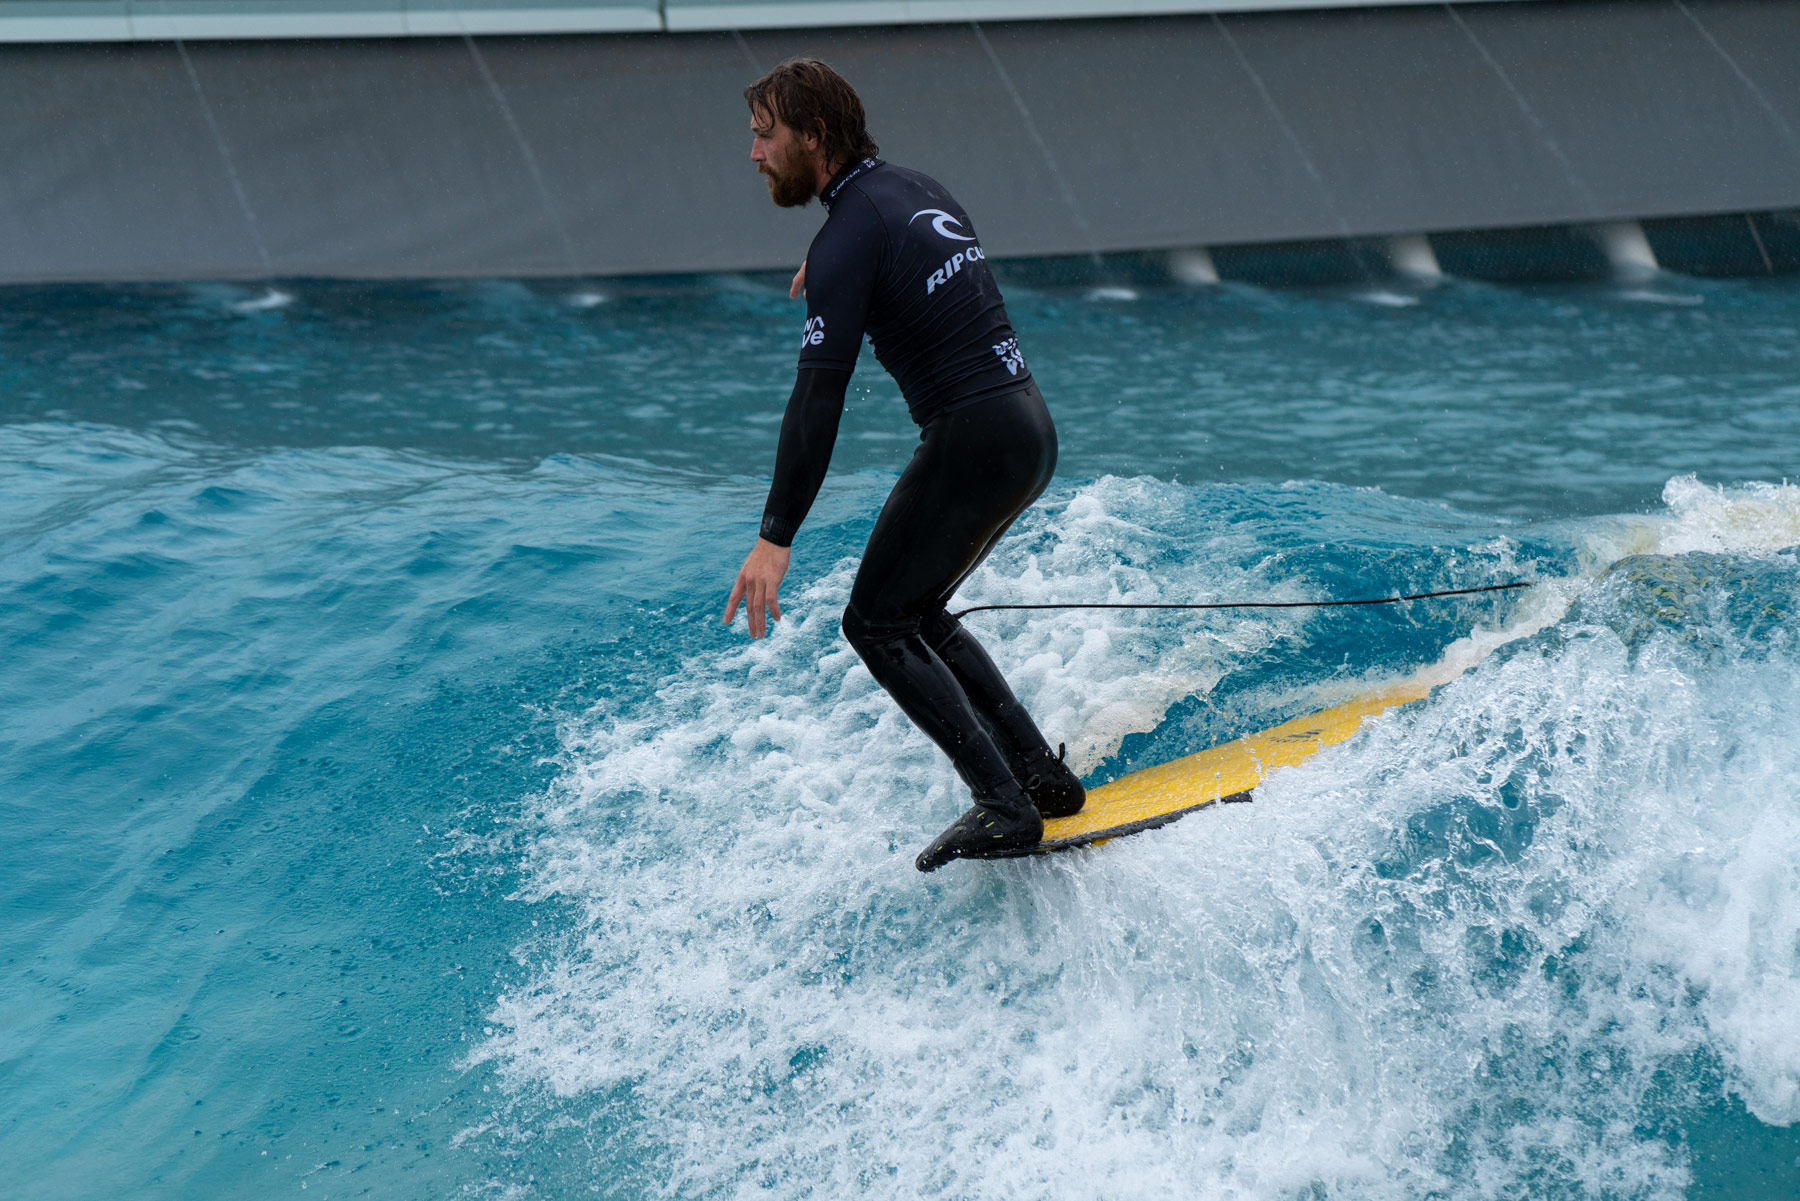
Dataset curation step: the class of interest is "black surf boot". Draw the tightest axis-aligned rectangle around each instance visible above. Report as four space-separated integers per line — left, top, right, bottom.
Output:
914 782 1043 873
1019 743 1085 819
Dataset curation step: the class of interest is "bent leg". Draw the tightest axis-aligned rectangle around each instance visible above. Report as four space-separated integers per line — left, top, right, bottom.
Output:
921 610 1084 817
841 606 1018 797
843 385 1058 799
919 610 1048 762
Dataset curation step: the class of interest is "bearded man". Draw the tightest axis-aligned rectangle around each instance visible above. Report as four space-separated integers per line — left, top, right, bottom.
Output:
722 58 1082 872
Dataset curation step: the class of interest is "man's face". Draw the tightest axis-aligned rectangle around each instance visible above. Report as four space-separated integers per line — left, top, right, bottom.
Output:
750 106 821 209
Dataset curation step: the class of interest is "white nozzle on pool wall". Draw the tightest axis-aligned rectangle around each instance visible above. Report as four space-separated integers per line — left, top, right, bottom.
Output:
1383 234 1442 279
1168 247 1218 285
1592 220 1659 279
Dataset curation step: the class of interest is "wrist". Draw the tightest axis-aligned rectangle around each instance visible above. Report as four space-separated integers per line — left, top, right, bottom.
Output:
759 514 797 547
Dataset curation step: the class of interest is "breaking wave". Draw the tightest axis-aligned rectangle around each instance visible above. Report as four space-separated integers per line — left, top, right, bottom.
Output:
473 475 1800 1199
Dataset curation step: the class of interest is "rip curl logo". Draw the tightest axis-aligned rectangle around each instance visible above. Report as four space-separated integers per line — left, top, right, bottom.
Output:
993 335 1025 376
925 245 986 296
800 316 825 348
909 208 977 243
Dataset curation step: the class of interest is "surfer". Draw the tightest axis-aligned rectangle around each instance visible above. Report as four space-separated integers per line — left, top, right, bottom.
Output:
722 58 1082 871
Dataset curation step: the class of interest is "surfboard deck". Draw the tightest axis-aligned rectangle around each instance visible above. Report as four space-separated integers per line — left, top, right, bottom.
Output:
971 678 1436 859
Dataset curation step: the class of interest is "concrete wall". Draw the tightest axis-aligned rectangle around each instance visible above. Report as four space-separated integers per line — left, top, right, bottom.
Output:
2 0 1797 282
0 0 1540 41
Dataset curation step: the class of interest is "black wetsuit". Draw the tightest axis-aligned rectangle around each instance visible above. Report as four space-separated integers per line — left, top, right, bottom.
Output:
758 157 1058 802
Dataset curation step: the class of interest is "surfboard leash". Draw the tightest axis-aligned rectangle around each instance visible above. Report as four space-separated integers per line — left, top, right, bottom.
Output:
950 579 1536 620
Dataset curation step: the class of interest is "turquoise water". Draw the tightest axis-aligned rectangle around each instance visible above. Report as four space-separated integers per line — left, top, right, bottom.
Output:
3 273 1799 1199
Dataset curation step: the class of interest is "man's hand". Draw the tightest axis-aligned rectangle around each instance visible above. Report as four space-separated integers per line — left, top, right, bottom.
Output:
789 261 807 299
724 538 792 638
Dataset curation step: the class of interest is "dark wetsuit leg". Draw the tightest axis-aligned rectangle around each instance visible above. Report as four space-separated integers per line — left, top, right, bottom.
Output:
840 383 1057 796
920 614 1049 765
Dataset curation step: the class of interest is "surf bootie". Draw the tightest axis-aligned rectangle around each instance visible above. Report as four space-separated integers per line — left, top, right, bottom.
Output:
1020 743 1085 819
914 784 1043 873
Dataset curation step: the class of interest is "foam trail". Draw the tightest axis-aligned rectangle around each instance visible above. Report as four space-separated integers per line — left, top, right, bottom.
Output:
473 477 1800 1199
229 287 295 313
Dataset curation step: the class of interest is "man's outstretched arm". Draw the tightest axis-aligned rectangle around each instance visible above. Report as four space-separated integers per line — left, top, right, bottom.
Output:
760 366 851 546
723 366 851 637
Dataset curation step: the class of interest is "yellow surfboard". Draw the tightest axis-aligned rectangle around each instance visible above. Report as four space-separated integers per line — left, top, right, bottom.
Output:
987 677 1437 857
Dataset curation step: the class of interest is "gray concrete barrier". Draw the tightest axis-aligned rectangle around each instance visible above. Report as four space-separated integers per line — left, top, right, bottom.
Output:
2 1 1796 282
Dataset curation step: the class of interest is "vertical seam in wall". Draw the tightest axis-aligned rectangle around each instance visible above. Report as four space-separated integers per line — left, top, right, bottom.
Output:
1211 12 1350 239
970 21 1099 260
1744 215 1774 275
462 33 581 275
1445 2 1602 220
173 39 273 274
1673 0 1800 159
733 30 763 74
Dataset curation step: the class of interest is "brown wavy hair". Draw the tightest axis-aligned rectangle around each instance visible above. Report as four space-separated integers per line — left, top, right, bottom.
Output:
744 58 879 169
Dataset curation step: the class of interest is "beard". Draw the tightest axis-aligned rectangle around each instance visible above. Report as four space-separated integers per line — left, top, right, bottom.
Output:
761 155 818 209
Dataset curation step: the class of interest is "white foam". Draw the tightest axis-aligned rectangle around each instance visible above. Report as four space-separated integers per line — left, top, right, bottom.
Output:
473 476 1800 1198
1655 475 1800 555
229 287 295 313
1615 288 1703 306
1353 289 1420 308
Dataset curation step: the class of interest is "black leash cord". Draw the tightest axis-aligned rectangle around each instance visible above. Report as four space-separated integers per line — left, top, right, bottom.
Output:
950 579 1536 621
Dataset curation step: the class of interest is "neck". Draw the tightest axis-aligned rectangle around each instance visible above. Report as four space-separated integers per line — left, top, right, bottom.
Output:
814 155 844 200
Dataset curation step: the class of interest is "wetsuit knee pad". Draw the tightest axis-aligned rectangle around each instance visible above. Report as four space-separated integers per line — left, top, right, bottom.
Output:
840 605 870 655
841 603 916 658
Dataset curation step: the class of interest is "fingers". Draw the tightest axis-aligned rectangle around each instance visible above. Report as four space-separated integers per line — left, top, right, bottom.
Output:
748 577 782 638
724 575 745 626
748 576 768 639
726 560 782 638
789 261 807 300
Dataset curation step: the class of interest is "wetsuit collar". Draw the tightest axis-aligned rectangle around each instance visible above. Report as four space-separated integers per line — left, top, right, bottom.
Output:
821 156 882 211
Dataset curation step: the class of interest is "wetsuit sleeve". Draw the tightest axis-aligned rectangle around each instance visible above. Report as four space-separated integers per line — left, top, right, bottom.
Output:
759 366 851 547
797 193 883 373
